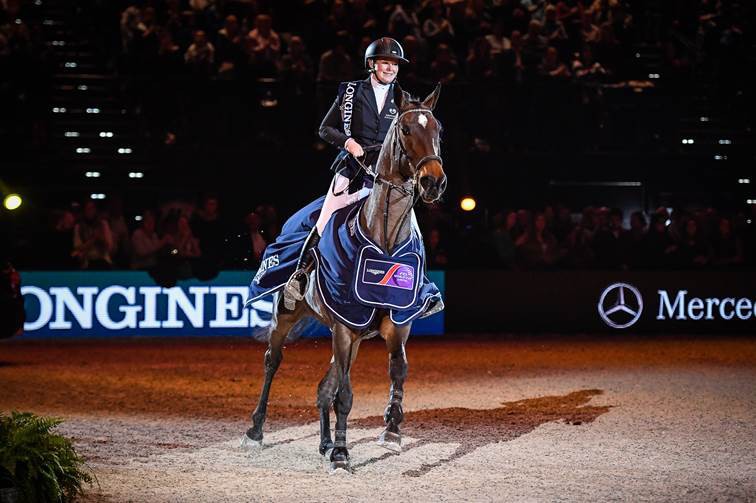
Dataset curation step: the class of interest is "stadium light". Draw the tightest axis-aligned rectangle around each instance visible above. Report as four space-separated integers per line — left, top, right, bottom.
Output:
460 197 477 212
3 194 22 211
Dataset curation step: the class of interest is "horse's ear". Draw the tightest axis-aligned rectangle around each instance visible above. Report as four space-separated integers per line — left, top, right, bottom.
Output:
422 83 442 111
394 83 413 110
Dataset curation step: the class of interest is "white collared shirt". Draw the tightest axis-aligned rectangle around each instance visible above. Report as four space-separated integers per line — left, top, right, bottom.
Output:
371 75 391 113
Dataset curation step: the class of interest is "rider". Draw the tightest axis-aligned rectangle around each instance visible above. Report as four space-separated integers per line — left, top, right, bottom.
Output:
283 37 410 306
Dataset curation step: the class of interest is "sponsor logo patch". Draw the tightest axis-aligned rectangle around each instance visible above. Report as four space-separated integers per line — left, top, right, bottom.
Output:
362 259 415 290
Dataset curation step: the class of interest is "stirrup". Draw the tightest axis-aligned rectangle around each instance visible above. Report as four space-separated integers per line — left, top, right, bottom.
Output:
283 269 307 310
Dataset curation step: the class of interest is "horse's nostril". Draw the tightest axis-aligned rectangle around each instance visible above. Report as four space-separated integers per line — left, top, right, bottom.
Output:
420 175 436 190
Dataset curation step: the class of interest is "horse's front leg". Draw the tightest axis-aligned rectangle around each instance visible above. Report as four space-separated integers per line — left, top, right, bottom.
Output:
378 317 410 452
241 294 303 449
323 324 361 473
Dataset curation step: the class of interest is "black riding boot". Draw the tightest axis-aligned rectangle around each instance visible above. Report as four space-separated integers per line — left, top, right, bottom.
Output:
283 229 320 309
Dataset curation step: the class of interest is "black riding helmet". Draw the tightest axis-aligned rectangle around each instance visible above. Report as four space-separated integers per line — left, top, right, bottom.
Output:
364 37 410 68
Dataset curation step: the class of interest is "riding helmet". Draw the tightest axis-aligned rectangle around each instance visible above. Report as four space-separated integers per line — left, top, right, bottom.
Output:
364 37 410 67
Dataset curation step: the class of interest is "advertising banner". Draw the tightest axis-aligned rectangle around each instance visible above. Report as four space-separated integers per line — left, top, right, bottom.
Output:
20 271 445 339
446 270 756 333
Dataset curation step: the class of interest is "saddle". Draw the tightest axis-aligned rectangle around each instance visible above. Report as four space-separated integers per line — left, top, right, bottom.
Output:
246 197 443 329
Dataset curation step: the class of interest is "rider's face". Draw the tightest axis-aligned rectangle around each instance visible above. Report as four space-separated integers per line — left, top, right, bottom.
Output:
372 59 399 83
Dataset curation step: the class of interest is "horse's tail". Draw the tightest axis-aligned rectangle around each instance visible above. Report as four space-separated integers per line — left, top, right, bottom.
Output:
250 292 320 343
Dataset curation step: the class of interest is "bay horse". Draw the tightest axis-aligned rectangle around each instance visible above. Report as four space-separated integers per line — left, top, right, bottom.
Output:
242 85 447 473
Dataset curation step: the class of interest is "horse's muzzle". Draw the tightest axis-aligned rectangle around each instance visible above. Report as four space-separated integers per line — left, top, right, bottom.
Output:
419 174 447 202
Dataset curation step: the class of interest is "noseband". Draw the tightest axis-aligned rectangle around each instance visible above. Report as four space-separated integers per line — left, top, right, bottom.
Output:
352 108 444 197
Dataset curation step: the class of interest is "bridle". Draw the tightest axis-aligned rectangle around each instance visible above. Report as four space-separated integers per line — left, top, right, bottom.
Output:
350 108 444 251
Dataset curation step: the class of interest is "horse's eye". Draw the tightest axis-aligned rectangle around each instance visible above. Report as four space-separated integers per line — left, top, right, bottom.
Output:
401 124 411 136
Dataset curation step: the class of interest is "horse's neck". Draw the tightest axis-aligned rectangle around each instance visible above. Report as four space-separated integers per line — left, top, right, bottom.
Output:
360 134 413 253
360 182 412 252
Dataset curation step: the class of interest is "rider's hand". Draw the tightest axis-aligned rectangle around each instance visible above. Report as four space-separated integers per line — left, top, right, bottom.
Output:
345 138 364 158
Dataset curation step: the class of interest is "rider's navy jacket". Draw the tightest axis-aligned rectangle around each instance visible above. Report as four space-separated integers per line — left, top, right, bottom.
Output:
319 77 400 183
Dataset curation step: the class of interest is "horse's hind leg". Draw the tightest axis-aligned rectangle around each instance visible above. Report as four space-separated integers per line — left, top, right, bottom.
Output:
317 324 361 472
242 294 304 449
316 362 338 455
378 319 410 452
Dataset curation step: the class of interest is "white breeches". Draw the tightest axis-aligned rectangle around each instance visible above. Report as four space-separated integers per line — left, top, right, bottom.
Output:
314 173 422 238
315 173 372 235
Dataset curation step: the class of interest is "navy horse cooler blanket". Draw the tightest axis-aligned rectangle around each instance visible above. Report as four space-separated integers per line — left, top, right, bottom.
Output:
246 197 443 330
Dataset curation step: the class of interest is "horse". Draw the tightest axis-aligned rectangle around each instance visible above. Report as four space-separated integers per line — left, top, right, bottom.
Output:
242 84 447 473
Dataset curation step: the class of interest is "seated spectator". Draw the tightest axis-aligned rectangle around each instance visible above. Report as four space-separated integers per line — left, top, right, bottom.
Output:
538 45 570 79
317 31 352 83
174 215 202 259
515 212 561 269
131 211 173 270
278 35 313 91
522 20 548 61
184 29 215 75
426 228 450 269
247 13 281 76
543 4 568 47
73 201 114 270
191 194 225 278
325 0 350 35
491 211 517 268
677 218 710 268
216 15 245 76
388 1 421 40
625 211 647 268
423 0 455 49
156 29 183 74
496 30 526 83
485 18 512 58
572 44 608 81
466 37 495 81
47 210 77 269
350 0 378 40
105 197 130 269
595 21 622 72
592 207 624 268
565 207 596 268
580 12 601 46
245 212 268 265
551 204 574 243
643 213 677 268
711 217 744 267
430 43 459 83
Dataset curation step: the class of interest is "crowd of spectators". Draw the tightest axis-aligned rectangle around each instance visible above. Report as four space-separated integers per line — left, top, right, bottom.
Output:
107 0 752 152
30 195 755 277
115 0 748 89
422 202 755 270
116 0 640 106
39 194 281 285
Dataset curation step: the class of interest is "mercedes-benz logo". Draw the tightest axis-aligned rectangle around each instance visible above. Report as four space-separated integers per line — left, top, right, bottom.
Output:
598 283 643 329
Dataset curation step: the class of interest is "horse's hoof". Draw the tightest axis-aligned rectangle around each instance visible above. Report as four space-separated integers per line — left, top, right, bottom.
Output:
377 430 402 453
319 442 334 457
239 434 263 452
328 459 352 474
